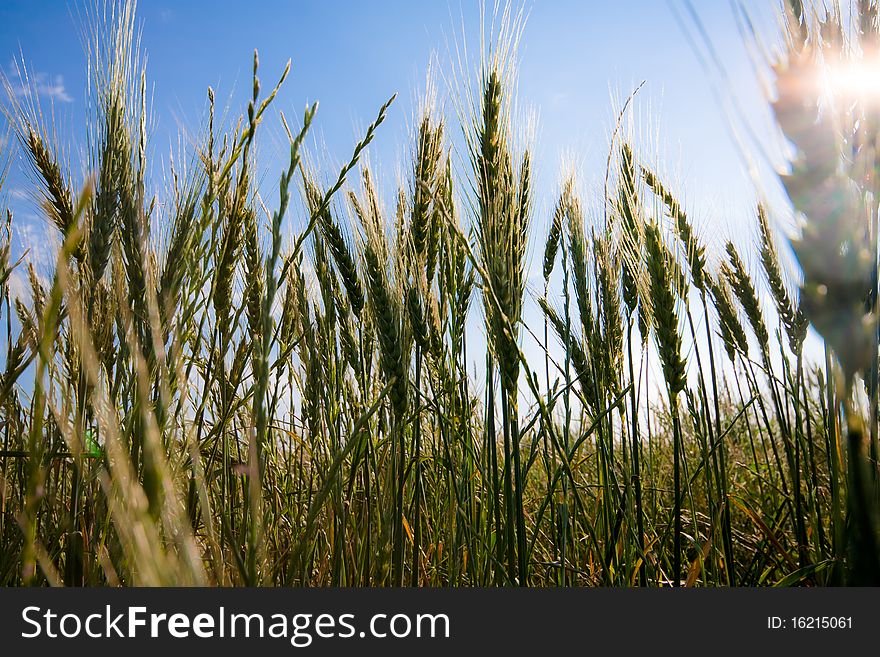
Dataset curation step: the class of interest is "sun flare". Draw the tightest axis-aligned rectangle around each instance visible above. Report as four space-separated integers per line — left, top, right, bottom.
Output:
825 57 880 101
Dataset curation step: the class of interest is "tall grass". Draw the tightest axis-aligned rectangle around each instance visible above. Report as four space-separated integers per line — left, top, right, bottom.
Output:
0 0 877 586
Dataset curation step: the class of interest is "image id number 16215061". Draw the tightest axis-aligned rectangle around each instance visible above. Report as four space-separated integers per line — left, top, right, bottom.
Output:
768 617 852 630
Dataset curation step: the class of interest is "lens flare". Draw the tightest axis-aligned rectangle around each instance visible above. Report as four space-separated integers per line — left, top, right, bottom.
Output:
824 57 880 101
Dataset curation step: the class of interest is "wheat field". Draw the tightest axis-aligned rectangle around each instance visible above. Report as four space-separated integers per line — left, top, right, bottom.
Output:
0 0 878 587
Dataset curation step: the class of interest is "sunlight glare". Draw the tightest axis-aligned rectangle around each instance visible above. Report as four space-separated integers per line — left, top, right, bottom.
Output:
825 57 880 102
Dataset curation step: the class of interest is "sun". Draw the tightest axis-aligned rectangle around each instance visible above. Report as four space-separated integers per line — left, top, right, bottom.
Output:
825 56 880 102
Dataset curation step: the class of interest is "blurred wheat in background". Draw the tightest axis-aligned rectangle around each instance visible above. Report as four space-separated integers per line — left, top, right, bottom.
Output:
0 0 878 587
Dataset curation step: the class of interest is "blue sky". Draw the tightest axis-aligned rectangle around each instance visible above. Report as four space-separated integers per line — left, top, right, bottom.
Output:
0 1 782 246
0 1 792 380
0 0 806 408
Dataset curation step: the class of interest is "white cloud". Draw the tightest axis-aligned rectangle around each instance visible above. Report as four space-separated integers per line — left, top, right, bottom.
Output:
14 217 61 276
25 71 73 103
33 72 72 102
5 63 73 103
7 268 29 304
